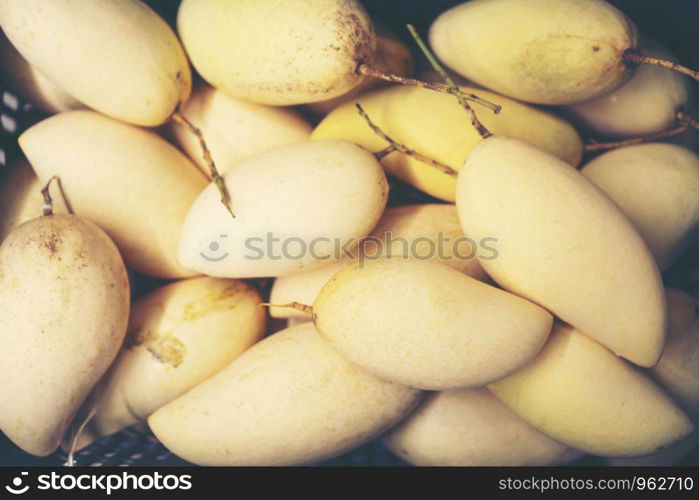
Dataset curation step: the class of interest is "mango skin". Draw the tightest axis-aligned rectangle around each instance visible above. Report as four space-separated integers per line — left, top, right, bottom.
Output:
270 204 488 319
489 324 693 457
19 110 207 279
311 84 582 201
177 0 374 105
567 41 691 138
0 159 68 242
0 0 191 126
177 140 388 278
313 259 553 390
384 388 582 466
429 0 637 105
652 289 699 417
170 85 311 176
69 277 266 451
582 143 699 271
0 215 129 456
306 24 413 116
605 431 699 466
148 323 421 466
456 136 666 367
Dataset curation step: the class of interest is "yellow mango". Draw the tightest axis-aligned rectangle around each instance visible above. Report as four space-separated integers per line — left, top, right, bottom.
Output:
68 277 265 451
489 323 692 457
311 85 582 201
177 140 387 278
0 0 191 126
456 136 665 367
313 259 552 390
0 215 129 456
429 0 637 105
19 111 207 278
582 143 699 270
177 0 374 105
384 388 582 466
148 323 421 465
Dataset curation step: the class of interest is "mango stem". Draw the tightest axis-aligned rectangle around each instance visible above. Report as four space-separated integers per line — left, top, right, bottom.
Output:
677 111 699 130
406 24 494 139
356 64 501 114
356 104 458 177
583 123 690 153
374 144 397 160
259 302 313 315
64 405 98 467
624 51 699 82
171 110 235 218
40 176 60 216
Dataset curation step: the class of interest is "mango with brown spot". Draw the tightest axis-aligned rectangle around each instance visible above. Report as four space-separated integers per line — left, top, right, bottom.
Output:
66 277 265 451
0 214 129 456
177 0 375 105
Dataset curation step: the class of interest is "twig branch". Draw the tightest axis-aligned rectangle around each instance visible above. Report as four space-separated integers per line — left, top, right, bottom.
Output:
259 302 313 315
64 405 98 467
357 64 501 114
41 175 59 216
406 24 493 139
624 51 699 82
171 111 235 218
374 144 397 160
356 104 457 177
583 124 689 152
677 111 699 130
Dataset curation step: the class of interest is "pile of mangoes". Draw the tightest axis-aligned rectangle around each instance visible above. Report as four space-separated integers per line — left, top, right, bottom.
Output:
0 0 697 466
